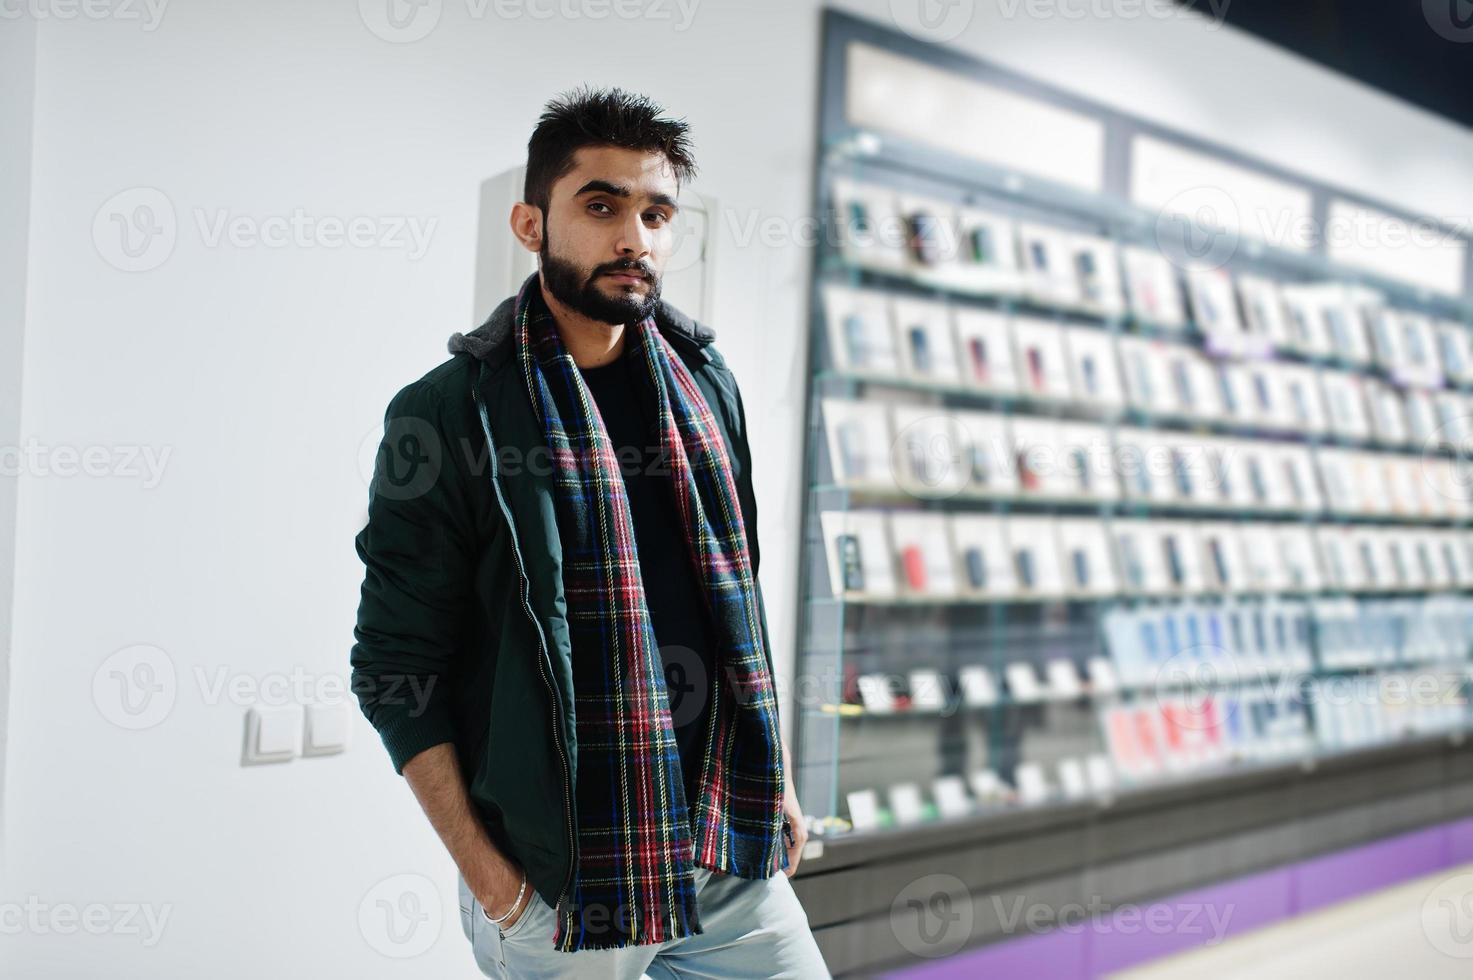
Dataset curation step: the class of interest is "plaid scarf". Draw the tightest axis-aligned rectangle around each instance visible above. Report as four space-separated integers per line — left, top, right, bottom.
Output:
514 279 785 952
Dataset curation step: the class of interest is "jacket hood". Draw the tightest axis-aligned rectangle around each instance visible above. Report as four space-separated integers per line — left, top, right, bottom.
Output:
447 270 717 365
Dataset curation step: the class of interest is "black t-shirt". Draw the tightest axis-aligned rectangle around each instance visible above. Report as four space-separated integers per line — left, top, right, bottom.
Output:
577 345 717 807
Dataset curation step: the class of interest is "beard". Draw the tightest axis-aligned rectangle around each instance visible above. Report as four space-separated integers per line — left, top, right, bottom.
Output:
539 232 662 325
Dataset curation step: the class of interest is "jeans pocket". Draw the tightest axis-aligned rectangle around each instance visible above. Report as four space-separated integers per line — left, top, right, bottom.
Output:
468 894 507 978
496 892 542 942
457 873 475 943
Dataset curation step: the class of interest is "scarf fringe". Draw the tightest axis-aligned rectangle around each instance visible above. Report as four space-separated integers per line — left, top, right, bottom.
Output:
552 887 704 952
549 845 785 953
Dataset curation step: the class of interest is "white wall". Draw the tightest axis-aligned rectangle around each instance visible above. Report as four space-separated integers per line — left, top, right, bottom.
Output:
0 14 37 861
3 2 1472 976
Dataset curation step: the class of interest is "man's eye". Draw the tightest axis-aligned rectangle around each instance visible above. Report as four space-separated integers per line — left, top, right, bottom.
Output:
645 212 670 226
588 202 613 215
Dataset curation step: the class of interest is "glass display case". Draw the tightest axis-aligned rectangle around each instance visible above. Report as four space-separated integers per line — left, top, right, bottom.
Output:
792 12 1473 843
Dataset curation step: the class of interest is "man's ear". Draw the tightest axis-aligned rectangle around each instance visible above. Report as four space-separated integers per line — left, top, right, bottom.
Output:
509 201 543 254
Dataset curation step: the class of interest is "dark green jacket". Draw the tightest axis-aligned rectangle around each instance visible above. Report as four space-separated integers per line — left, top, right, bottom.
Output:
350 271 776 911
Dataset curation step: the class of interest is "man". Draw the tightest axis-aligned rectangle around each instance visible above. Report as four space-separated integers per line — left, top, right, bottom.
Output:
350 86 830 979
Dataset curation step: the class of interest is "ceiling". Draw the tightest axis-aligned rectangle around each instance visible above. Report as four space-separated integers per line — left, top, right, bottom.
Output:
1174 0 1473 131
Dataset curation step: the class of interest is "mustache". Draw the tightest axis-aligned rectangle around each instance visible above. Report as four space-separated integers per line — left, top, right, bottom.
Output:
592 261 655 281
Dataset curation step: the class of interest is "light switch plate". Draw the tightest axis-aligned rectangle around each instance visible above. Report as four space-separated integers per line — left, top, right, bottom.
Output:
243 705 302 765
304 702 350 756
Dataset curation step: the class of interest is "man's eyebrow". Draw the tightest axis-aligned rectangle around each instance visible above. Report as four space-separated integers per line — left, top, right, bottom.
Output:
573 179 680 212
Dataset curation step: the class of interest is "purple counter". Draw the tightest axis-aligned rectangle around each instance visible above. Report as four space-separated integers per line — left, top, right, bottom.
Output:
887 815 1473 979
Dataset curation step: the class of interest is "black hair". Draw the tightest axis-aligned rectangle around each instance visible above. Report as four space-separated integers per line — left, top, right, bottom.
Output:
524 86 697 214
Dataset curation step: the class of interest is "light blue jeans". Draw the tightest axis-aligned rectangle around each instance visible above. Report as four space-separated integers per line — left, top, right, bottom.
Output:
456 867 832 979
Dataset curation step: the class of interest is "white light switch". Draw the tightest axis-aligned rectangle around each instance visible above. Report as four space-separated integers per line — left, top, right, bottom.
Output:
243 705 302 765
304 702 350 756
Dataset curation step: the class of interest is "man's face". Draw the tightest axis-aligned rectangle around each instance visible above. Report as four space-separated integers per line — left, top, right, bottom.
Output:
538 145 680 325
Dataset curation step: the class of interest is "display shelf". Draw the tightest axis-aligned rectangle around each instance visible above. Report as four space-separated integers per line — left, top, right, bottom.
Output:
807 669 1473 720
812 586 1473 606
793 10 1473 848
802 725 1473 855
824 257 1473 382
818 138 1473 324
818 258 1120 324
816 366 1471 460
810 483 1473 526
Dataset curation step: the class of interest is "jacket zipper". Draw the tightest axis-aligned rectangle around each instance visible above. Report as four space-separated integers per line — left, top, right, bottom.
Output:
471 369 576 911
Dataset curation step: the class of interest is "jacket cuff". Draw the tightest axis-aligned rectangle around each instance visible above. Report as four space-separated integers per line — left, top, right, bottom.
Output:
375 703 457 775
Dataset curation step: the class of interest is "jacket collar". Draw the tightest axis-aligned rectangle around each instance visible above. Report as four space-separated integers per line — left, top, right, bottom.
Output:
447 270 716 368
